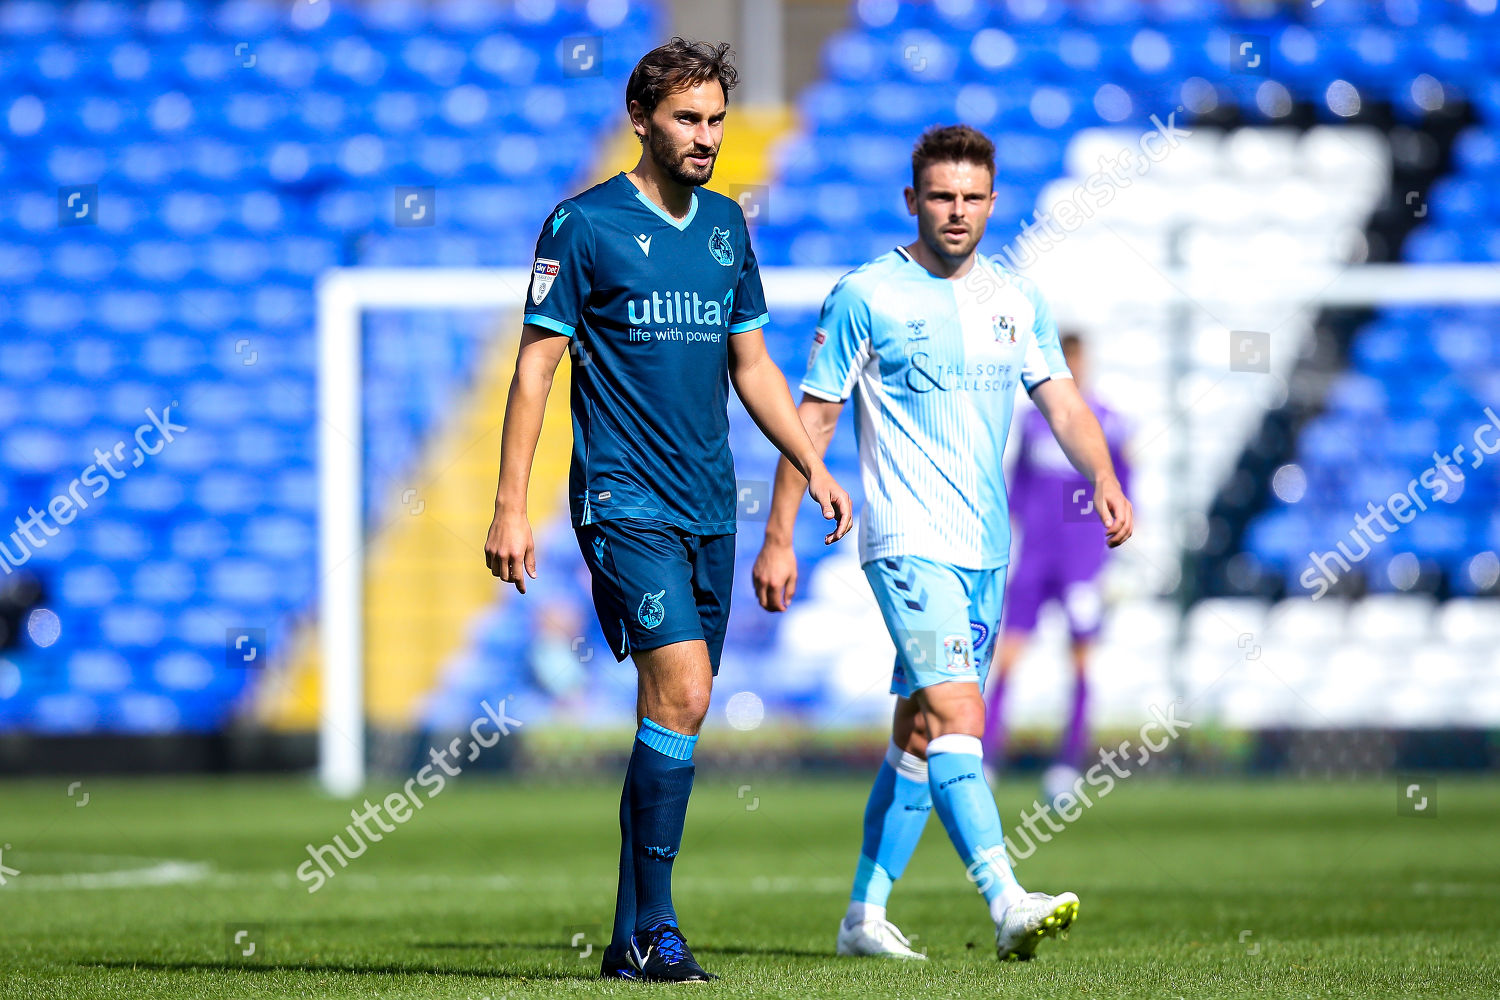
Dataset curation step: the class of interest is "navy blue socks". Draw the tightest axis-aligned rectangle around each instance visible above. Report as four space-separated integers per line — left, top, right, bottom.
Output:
628 718 698 933
608 753 638 951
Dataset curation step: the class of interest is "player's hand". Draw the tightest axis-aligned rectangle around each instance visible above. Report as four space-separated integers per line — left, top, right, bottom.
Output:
752 542 799 612
1094 476 1133 548
484 505 537 592
806 467 853 544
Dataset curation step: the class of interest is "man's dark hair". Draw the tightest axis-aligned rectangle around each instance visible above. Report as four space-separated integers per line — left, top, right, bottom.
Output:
910 124 996 190
1061 331 1084 352
626 37 738 119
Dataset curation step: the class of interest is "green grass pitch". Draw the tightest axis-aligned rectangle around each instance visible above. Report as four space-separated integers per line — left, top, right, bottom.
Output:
1 773 1496 998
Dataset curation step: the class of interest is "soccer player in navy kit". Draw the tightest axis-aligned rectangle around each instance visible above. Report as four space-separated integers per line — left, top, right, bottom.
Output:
484 39 851 983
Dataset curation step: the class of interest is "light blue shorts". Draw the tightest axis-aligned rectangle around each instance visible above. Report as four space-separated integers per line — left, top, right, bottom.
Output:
862 556 1008 699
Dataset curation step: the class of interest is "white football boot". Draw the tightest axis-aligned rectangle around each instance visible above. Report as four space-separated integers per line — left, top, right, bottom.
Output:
836 917 927 960
994 891 1080 961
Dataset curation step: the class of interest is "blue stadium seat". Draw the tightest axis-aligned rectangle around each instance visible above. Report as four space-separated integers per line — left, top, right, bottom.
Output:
9 0 1499 730
98 605 169 649
716 0 1500 597
30 693 102 734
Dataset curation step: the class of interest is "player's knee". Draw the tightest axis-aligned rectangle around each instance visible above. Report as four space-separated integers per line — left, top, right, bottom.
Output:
651 687 711 735
682 691 711 732
950 705 986 738
920 686 986 739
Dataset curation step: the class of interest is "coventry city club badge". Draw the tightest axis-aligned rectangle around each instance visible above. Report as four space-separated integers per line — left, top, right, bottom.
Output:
993 314 1017 344
941 634 974 674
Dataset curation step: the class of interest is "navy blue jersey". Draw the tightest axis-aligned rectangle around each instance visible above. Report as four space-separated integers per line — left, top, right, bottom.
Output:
524 172 770 535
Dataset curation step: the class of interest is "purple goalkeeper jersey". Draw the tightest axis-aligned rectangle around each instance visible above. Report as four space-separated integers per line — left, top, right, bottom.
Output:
1008 398 1131 579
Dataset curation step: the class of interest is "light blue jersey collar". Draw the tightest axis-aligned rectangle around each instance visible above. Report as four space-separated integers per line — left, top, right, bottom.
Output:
622 172 698 231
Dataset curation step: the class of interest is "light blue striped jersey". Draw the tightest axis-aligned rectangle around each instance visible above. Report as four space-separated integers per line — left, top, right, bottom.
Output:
800 247 1071 570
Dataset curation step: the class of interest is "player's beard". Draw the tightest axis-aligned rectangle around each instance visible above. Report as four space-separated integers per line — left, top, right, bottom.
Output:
647 125 716 187
924 219 983 262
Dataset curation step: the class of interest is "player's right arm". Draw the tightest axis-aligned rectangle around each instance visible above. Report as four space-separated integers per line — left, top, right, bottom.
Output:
485 327 569 592
486 201 594 592
753 275 871 613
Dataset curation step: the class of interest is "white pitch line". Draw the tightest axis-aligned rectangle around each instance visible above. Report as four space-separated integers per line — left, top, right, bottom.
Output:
6 860 212 891
4 863 854 896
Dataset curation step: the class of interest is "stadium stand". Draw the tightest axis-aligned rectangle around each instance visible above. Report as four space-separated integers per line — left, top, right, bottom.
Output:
4 0 1496 737
0 0 658 732
735 0 1500 728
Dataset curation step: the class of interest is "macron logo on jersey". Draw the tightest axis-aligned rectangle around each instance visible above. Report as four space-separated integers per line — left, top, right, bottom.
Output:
634 233 653 257
550 207 571 236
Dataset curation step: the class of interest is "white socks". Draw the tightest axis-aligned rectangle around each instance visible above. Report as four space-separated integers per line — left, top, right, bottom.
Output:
989 884 1028 924
886 739 929 783
844 899 886 928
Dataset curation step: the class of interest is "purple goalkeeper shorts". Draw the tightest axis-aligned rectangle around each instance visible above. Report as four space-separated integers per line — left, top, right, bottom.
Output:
1002 552 1104 641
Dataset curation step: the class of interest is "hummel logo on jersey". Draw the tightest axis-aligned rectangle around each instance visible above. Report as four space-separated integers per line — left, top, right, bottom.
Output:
634 233 653 256
550 207 571 236
905 318 928 340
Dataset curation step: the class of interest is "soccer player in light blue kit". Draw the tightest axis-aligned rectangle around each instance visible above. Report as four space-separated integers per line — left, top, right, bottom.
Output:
753 125 1133 962
486 40 851 982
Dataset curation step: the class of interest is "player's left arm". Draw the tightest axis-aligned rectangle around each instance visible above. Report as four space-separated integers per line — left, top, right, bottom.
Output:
1031 378 1133 548
728 329 853 544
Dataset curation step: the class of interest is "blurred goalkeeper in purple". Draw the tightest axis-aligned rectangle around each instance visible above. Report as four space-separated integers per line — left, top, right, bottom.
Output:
983 333 1132 782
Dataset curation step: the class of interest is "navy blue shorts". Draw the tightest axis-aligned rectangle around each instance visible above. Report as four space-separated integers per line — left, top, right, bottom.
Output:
575 518 735 674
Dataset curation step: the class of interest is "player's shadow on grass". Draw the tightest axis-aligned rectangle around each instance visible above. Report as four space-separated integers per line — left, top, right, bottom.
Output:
695 945 830 959
422 940 830 960
421 940 578 951
86 959 590 982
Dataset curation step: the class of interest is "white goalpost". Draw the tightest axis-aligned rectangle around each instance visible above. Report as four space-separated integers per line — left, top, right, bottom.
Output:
315 262 1500 796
